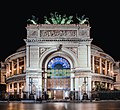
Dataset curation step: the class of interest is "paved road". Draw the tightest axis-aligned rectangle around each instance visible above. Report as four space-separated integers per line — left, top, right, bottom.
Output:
0 101 120 110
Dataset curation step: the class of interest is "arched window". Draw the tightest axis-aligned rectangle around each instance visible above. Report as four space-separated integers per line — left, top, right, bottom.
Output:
47 56 71 78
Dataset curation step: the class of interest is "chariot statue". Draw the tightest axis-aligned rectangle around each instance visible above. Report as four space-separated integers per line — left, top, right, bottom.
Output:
27 15 39 24
27 12 90 25
44 12 73 24
76 14 89 25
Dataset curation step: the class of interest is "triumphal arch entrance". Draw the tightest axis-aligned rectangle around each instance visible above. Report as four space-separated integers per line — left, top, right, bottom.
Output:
24 12 92 100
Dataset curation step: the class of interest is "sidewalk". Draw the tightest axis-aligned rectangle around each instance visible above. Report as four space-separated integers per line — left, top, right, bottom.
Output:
0 99 120 103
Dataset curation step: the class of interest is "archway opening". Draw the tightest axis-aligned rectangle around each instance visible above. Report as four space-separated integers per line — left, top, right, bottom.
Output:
45 56 71 99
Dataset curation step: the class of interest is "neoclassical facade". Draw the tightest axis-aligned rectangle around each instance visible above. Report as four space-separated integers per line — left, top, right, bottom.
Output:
1 24 116 100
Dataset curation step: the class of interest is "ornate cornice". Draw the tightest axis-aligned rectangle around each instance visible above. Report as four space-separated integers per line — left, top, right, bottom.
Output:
92 73 113 83
6 74 26 83
26 24 90 39
24 38 92 43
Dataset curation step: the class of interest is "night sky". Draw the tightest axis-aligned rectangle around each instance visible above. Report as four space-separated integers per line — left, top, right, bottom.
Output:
0 1 120 62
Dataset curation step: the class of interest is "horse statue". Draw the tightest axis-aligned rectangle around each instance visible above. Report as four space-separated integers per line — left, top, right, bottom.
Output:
44 12 73 24
27 15 39 24
76 14 89 25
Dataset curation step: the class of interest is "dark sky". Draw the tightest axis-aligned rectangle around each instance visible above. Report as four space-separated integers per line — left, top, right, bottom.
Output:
0 1 120 62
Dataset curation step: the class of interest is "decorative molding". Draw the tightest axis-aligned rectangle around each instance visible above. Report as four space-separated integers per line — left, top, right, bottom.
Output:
24 38 92 43
6 75 25 83
78 29 89 37
27 30 38 37
39 47 48 54
92 75 113 83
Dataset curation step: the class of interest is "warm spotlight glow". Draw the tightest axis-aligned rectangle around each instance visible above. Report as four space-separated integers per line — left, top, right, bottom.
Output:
97 66 99 68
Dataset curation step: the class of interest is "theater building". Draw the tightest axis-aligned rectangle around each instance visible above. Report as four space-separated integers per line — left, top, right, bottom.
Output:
1 23 116 101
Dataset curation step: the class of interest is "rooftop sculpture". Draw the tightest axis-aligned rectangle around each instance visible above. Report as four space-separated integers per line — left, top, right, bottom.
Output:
76 14 89 25
27 15 39 24
44 12 73 24
27 12 89 25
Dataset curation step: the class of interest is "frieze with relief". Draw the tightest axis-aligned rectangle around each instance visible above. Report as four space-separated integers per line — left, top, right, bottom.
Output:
40 30 77 37
78 29 89 36
27 30 38 37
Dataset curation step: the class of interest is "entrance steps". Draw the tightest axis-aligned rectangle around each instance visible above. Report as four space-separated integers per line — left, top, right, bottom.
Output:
47 99 70 102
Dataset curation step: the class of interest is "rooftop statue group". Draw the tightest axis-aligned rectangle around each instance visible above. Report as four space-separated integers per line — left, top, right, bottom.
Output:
27 12 89 25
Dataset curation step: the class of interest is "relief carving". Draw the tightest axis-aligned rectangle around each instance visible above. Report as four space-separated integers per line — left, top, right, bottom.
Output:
67 47 78 54
28 30 38 37
40 30 77 37
78 29 89 36
39 48 49 56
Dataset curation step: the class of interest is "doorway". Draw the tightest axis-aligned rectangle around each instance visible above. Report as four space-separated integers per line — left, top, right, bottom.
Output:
54 90 63 99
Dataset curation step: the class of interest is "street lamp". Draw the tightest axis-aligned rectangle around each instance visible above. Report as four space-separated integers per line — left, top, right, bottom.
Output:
82 77 88 100
29 77 34 99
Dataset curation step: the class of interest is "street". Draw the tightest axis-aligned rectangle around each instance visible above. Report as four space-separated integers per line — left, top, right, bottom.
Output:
0 101 120 110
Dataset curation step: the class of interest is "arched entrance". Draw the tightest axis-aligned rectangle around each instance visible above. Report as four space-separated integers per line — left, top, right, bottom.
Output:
46 56 71 99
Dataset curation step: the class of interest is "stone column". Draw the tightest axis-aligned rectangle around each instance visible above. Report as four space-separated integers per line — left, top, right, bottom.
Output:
17 82 19 94
92 81 95 88
105 60 107 75
6 84 9 92
26 45 30 68
17 58 19 74
8 84 10 93
111 63 113 75
79 77 84 100
78 45 88 68
6 64 9 78
25 76 30 98
12 83 14 93
87 44 91 68
100 58 102 74
75 77 79 91
75 77 79 100
109 62 111 76
44 73 47 92
111 84 114 90
70 73 74 91
24 56 26 71
87 77 92 99
12 61 14 75
92 55 95 73
105 82 107 89
38 76 42 98
8 63 10 77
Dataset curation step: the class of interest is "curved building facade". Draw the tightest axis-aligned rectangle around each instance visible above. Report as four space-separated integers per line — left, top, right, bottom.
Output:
4 24 115 100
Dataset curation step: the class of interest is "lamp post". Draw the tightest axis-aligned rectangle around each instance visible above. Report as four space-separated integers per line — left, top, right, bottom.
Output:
82 77 88 100
29 77 34 99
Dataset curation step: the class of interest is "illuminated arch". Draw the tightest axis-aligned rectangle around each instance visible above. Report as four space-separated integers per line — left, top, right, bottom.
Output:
47 56 70 69
47 56 71 78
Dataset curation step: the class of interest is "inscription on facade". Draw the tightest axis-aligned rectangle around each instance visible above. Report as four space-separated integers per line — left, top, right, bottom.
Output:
40 30 77 37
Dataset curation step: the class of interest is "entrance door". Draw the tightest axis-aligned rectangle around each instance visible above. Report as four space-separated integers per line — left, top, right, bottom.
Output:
55 90 63 99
